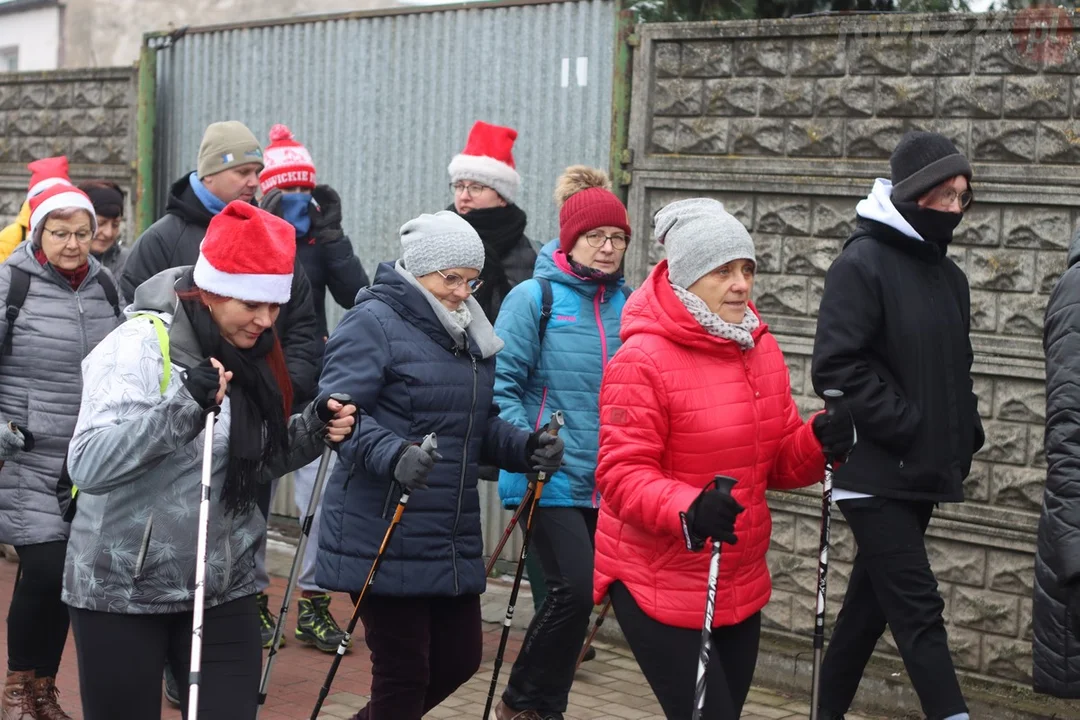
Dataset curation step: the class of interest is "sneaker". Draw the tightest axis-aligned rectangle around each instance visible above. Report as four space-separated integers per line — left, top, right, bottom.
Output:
490 701 558 720
295 594 350 653
258 592 284 649
163 663 180 707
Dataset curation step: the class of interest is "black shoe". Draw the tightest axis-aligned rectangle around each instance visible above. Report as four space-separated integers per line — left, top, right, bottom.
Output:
258 592 284 649
582 646 597 662
295 594 350 653
817 710 845 720
163 662 180 707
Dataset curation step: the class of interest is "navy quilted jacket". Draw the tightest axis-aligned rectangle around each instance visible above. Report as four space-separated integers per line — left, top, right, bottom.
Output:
315 262 532 597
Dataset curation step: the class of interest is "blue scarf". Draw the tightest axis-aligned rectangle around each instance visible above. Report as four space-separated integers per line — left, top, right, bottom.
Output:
279 192 312 238
189 171 228 215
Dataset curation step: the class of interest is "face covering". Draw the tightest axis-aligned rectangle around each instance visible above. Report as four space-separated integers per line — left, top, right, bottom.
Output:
894 201 964 246
279 192 312 238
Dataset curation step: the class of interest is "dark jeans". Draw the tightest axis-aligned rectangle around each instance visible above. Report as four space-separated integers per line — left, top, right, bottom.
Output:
69 594 261 720
351 593 482 720
8 541 69 676
610 581 760 720
819 497 967 720
503 507 597 714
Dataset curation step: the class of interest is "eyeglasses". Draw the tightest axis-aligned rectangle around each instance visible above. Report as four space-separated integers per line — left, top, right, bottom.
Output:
450 182 492 199
43 227 93 245
584 231 629 250
437 269 484 293
929 186 973 211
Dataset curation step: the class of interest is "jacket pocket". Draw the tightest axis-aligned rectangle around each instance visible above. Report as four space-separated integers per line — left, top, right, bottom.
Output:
133 514 153 580
381 481 402 521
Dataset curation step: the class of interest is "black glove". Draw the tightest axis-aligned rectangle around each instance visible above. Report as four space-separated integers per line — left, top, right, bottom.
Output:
526 428 565 475
812 402 855 460
314 394 356 424
182 359 220 411
391 442 439 491
311 185 344 235
685 488 744 546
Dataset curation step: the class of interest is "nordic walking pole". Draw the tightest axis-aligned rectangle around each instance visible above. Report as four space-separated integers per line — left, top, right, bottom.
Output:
485 481 535 577
482 411 565 720
257 394 354 715
309 432 437 720
692 475 737 720
187 405 220 720
810 389 854 720
575 598 611 672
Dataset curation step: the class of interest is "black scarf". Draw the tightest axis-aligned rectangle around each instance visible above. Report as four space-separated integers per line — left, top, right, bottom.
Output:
177 273 289 516
895 201 964 251
449 204 528 313
566 255 624 288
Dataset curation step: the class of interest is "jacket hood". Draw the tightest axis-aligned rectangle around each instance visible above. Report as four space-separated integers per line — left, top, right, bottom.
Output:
360 262 501 358
15 199 29 229
620 259 766 351
165 174 215 228
533 239 626 300
1068 226 1080 269
854 179 923 243
130 266 186 316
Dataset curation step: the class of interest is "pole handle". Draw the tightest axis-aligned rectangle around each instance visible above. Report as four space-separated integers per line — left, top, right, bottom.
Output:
712 474 737 496
547 410 565 437
420 433 437 456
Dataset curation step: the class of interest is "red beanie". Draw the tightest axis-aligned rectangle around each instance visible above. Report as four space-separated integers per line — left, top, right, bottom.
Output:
194 202 295 304
559 187 631 255
259 124 316 194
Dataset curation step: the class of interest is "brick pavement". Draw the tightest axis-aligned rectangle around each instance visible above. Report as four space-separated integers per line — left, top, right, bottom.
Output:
0 553 882 719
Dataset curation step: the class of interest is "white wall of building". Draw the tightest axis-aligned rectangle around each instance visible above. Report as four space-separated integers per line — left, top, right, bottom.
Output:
0 5 61 71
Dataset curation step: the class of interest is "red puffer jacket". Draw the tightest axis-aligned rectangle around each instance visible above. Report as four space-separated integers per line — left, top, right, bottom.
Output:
593 260 825 630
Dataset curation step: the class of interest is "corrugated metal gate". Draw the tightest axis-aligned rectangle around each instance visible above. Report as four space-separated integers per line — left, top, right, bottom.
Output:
148 0 617 565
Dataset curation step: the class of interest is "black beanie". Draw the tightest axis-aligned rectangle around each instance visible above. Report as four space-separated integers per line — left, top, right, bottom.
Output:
77 181 124 219
890 131 972 203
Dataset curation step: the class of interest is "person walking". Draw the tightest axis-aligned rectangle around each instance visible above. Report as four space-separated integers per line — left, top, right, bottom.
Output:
315 211 565 720
257 123 369 653
489 166 631 720
594 198 850 719
0 184 122 720
78 180 129 285
811 131 982 720
1035 225 1080 699
0 156 73 263
62 202 356 720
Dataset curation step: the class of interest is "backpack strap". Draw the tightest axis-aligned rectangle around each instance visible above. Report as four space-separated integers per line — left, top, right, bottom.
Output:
133 314 171 395
536 278 553 347
621 285 631 300
2 267 31 356
96 273 122 318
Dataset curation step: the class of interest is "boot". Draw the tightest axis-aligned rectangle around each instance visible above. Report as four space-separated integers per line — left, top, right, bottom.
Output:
1 671 36 720
295 594 350 653
490 701 546 720
31 677 71 720
257 592 284 649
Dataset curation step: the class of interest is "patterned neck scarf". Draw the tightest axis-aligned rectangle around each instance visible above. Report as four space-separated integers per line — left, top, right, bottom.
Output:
671 283 759 351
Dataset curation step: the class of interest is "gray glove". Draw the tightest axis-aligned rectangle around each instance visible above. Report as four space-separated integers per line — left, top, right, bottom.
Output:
526 430 565 475
0 422 32 460
392 442 441 491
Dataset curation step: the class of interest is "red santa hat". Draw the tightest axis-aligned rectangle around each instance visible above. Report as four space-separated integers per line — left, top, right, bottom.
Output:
447 121 521 203
194 202 295 304
27 156 72 199
29 183 97 238
259 124 316 194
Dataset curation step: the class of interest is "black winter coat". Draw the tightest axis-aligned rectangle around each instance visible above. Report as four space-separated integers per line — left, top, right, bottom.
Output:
122 174 321 406
1034 230 1080 698
811 219 983 502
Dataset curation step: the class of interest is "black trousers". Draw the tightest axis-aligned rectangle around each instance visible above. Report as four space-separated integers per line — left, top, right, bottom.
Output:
503 507 597 715
610 581 761 720
69 594 262 720
352 593 482 720
819 497 967 720
8 541 69 676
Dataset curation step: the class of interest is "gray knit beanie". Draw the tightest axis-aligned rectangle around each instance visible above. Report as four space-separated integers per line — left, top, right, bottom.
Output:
654 198 755 289
401 211 486 277
198 121 264 179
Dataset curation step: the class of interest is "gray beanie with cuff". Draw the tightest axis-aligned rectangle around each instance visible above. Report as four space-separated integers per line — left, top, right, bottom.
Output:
654 198 755 289
401 211 486 277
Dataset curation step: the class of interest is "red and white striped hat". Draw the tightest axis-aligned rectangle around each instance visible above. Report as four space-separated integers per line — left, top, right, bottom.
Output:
29 183 97 238
259 124 316 195
194 201 294 304
26 156 72 200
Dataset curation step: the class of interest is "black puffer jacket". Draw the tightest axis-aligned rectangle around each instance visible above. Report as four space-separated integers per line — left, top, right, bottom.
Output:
122 174 320 406
811 218 983 502
450 204 537 321
1034 229 1080 698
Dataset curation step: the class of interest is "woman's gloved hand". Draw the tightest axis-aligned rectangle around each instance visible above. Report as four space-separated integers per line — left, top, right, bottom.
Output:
314 395 357 444
685 488 744 546
392 442 442 491
526 428 565 475
0 421 33 459
182 357 231 411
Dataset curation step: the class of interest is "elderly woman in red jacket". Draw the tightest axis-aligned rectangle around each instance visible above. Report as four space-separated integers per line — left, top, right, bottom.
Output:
594 198 854 719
